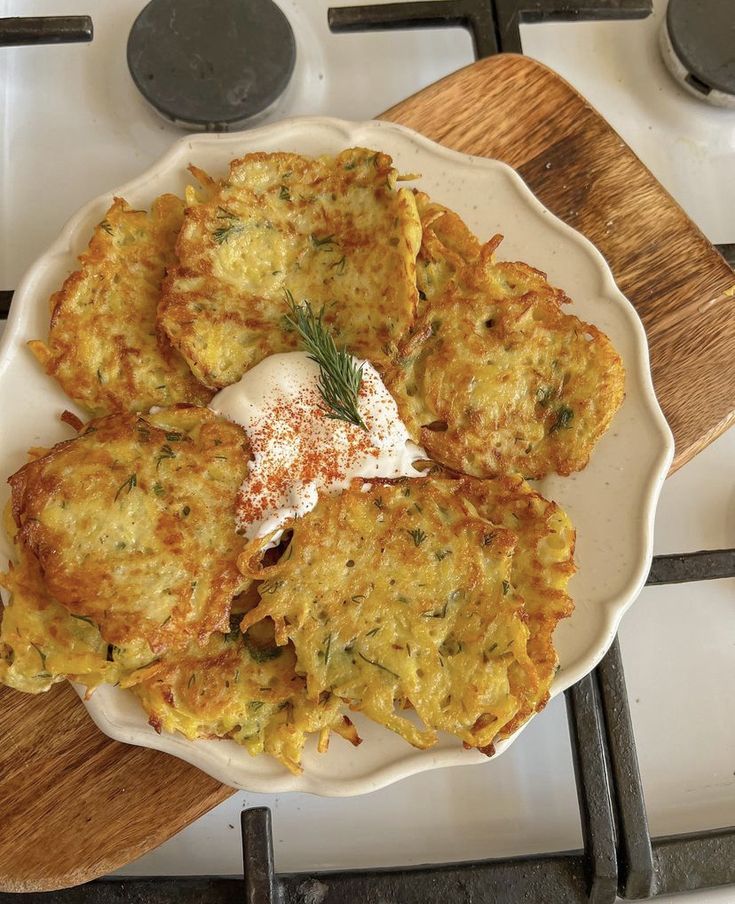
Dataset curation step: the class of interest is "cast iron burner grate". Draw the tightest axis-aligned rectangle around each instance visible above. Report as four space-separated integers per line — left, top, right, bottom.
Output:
0 15 92 46
1 550 733 903
328 0 653 58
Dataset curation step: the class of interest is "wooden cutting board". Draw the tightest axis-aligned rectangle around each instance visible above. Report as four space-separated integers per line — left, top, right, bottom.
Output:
2 54 733 893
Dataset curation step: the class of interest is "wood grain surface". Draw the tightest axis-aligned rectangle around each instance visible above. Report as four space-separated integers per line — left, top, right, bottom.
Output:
2 54 733 893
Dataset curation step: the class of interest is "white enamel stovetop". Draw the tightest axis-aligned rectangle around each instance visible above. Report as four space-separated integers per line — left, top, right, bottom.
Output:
1 2 733 901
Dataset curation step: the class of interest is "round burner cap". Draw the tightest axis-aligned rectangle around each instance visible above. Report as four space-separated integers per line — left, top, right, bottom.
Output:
127 0 297 131
661 0 735 108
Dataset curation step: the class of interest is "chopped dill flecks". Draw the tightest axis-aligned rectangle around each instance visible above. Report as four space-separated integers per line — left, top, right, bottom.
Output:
213 223 243 244
114 473 137 501
310 233 337 249
550 405 574 433
407 527 427 547
156 444 176 470
358 651 399 679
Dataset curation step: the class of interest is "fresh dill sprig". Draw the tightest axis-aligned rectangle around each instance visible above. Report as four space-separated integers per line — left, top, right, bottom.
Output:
284 292 366 430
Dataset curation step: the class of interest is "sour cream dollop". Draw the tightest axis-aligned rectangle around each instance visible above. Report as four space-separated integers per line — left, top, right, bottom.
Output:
210 351 425 539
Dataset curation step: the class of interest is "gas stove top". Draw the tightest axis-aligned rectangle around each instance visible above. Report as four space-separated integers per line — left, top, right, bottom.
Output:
0 2 733 902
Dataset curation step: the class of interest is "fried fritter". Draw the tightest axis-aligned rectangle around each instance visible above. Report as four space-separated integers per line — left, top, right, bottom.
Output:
28 195 213 416
239 478 545 754
8 407 251 659
158 148 422 389
0 538 170 693
133 617 360 775
465 474 575 736
0 542 117 694
386 239 626 478
414 191 480 304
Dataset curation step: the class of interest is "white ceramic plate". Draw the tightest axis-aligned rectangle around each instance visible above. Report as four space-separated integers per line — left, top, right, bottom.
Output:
0 117 673 796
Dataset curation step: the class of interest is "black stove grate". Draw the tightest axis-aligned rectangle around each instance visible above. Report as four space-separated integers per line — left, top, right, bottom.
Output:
0 15 92 47
328 0 653 57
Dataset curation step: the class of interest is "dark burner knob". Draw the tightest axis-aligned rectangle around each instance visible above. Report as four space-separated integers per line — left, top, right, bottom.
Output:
127 0 297 131
661 0 735 108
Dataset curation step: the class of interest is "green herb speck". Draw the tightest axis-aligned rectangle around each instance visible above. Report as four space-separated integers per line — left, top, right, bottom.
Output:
245 637 282 663
30 643 47 669
550 405 574 433
310 233 336 249
114 473 137 501
213 223 243 244
407 527 427 547
156 444 176 470
358 651 399 679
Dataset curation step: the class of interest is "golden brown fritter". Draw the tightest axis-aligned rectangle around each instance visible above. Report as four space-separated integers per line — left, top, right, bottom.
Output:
465 474 575 736
8 407 251 660
158 148 422 389
133 617 360 775
386 239 626 478
239 478 546 754
0 538 170 693
0 542 118 694
28 195 213 416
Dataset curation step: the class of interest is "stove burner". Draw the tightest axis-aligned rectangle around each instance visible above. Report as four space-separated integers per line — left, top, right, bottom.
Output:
660 0 735 108
127 0 297 131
